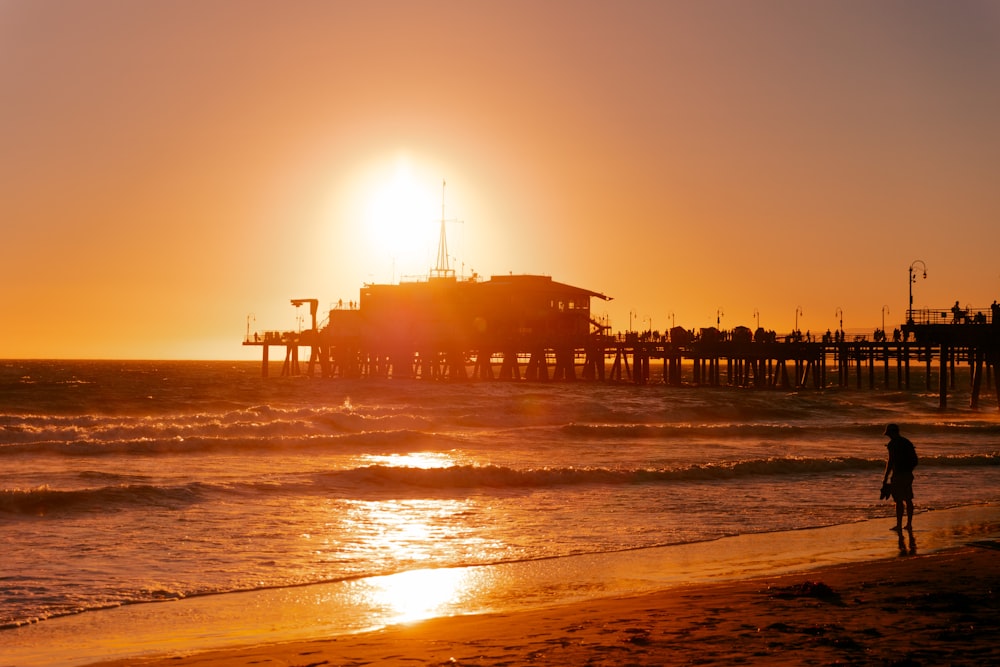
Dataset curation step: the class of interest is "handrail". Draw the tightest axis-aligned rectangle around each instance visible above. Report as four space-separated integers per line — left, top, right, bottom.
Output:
243 330 292 344
907 306 998 326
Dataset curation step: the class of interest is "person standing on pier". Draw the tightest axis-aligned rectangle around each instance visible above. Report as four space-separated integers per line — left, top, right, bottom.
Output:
881 423 917 532
951 301 964 324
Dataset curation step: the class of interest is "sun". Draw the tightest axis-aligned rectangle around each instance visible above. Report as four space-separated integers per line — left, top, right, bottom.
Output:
361 157 440 279
330 152 472 284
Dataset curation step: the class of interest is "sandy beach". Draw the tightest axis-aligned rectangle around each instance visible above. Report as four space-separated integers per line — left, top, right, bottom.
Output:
84 540 1000 667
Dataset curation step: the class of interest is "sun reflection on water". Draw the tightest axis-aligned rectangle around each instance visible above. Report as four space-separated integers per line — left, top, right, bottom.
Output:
361 451 459 468
318 449 501 625
336 495 487 568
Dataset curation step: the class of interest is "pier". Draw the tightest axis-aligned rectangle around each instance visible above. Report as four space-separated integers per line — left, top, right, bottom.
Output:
244 217 999 409
244 299 1000 410
598 313 999 411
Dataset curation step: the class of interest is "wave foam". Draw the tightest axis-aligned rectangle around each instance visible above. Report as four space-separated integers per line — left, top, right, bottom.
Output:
9 452 993 516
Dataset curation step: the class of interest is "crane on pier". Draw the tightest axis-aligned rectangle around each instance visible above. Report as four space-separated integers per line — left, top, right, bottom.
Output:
290 299 319 331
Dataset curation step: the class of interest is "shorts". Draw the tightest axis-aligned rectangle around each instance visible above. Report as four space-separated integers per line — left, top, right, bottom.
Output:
890 471 914 502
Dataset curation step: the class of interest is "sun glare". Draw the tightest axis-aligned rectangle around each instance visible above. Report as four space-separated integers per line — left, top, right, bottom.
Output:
362 452 458 469
361 158 440 279
366 567 474 624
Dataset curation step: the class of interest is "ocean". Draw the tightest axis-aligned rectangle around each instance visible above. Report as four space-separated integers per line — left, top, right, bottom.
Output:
2 359 1000 662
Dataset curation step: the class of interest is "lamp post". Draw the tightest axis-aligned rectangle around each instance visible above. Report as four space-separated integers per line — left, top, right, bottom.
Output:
753 308 760 330
795 305 803 333
629 309 637 333
716 307 724 329
908 260 927 324
668 312 675 329
882 305 889 332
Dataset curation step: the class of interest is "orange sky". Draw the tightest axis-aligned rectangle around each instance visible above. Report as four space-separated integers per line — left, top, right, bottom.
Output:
2 1 999 359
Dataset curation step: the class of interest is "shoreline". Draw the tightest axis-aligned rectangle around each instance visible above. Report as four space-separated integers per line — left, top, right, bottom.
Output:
4 503 999 667
92 541 1000 666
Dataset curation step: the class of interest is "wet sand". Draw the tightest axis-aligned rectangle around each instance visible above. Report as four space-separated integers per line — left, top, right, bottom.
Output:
88 540 1000 667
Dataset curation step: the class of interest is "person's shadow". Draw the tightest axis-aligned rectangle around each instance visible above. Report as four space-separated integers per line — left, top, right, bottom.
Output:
898 527 917 555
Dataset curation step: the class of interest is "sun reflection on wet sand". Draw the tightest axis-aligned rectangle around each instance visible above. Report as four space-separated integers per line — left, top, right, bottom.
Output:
358 567 480 624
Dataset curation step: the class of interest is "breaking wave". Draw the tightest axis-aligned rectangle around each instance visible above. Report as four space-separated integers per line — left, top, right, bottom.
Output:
5 453 996 516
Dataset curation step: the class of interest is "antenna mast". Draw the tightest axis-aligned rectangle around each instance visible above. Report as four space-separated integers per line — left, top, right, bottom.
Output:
431 179 456 279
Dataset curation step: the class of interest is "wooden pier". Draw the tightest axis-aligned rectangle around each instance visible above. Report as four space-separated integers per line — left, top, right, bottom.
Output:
245 304 1000 411
600 332 997 410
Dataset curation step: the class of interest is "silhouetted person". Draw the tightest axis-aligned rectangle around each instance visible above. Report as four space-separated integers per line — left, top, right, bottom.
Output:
951 301 963 324
882 423 917 532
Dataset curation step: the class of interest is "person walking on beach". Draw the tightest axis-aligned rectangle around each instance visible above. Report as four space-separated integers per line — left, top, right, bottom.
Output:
882 423 917 531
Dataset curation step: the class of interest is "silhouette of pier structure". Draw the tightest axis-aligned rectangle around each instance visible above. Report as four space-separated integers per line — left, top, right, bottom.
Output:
244 289 1000 410
599 307 1000 410
247 272 609 381
243 193 999 409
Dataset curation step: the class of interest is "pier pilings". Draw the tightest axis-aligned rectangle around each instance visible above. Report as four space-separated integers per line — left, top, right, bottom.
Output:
245 322 1000 411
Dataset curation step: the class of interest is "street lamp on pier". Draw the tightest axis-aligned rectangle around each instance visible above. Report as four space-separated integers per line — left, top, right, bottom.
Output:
753 308 760 330
908 260 927 324
882 305 890 332
795 305 803 333
835 307 843 336
716 307 724 329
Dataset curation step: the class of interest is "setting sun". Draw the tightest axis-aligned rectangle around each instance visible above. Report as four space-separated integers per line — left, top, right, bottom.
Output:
359 157 442 281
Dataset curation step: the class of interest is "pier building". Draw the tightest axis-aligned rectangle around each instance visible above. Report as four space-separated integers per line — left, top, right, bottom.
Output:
285 272 610 381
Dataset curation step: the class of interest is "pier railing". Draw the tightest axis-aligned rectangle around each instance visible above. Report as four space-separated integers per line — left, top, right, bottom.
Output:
907 306 997 326
244 330 290 344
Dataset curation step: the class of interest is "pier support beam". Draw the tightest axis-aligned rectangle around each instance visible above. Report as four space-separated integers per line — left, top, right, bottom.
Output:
281 345 299 376
903 342 911 389
994 352 1000 411
499 350 520 380
939 343 949 409
525 349 549 381
971 349 984 408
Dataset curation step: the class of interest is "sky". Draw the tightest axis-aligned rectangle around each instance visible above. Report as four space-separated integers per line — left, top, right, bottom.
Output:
2 0 999 359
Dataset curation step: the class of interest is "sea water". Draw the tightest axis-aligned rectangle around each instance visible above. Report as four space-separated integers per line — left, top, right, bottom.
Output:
2 360 999 643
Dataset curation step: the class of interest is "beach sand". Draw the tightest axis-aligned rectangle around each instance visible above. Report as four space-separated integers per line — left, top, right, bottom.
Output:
88 540 1000 667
